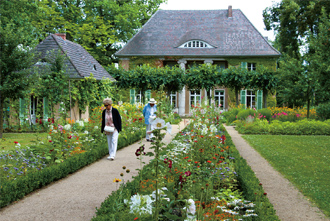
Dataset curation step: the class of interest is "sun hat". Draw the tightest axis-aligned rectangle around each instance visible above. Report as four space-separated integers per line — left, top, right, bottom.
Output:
148 98 157 104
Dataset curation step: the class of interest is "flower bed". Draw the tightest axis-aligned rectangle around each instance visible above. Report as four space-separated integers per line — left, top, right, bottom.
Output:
0 103 146 208
235 118 330 135
92 106 279 220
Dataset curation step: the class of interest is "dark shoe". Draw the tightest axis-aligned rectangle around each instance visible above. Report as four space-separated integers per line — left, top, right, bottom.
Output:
149 139 154 142
146 139 150 141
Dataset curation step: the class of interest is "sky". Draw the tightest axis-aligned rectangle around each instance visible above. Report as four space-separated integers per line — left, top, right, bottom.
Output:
159 0 281 41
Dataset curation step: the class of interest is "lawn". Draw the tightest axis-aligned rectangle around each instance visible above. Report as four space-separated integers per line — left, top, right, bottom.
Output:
242 135 330 218
0 133 49 151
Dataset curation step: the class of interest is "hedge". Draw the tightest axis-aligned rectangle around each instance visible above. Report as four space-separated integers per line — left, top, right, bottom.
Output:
0 129 144 208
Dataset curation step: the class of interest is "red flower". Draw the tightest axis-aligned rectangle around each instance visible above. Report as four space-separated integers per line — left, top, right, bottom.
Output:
134 218 138 220
221 135 226 144
207 160 212 163
184 156 189 159
68 135 72 139
168 160 173 169
263 192 267 195
185 171 191 176
49 140 52 143
14 141 19 144
194 161 198 164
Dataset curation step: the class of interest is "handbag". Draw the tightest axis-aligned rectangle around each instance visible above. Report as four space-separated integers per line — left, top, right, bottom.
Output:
104 125 115 132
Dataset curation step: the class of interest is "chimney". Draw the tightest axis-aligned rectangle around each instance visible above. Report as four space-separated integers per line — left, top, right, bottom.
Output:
55 33 66 40
228 5 232 18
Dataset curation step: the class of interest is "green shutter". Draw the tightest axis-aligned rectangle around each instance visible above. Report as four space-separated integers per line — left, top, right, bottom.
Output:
43 97 49 120
130 89 135 104
145 90 151 103
240 90 246 108
257 90 263 110
19 98 25 121
241 62 247 69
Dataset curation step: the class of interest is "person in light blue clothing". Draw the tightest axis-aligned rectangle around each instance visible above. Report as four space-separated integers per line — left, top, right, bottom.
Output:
143 98 157 141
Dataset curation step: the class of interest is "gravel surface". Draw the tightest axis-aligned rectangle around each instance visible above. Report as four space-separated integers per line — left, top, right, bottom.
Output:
1 121 328 221
0 120 188 221
224 125 329 221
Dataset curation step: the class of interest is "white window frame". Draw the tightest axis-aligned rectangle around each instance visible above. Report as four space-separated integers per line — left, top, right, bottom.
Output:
247 63 256 71
214 89 225 110
190 90 201 107
135 91 142 103
179 40 214 48
246 90 256 108
170 92 177 108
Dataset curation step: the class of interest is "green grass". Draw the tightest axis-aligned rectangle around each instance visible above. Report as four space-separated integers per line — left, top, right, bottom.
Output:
242 135 330 218
0 133 49 151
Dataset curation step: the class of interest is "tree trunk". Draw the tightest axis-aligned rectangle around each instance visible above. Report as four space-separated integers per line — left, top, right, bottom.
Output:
263 89 268 108
235 88 239 106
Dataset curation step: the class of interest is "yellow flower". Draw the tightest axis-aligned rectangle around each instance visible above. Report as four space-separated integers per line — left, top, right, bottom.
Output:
113 178 122 183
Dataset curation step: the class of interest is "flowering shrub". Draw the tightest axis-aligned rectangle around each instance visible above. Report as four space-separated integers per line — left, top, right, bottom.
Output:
0 103 145 181
94 104 278 220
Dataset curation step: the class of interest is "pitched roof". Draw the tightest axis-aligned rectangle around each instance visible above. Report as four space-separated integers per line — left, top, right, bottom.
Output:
35 34 114 81
116 9 281 57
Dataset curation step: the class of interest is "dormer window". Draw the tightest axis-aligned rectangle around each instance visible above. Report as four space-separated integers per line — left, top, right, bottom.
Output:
179 40 214 48
93 64 97 71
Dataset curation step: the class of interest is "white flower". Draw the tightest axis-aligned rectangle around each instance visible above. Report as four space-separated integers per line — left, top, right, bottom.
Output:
84 131 89 134
63 124 71 131
94 126 98 130
129 193 154 215
151 118 166 129
165 122 172 134
183 199 196 215
49 125 54 130
77 120 84 127
83 118 88 123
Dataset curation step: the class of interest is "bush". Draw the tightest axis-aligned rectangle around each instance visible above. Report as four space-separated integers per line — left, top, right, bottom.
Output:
0 129 144 208
237 119 330 135
257 108 272 121
237 109 257 121
316 102 330 120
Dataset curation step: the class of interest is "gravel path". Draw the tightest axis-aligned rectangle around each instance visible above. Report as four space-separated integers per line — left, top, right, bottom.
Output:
1 121 328 221
224 125 329 221
0 120 189 221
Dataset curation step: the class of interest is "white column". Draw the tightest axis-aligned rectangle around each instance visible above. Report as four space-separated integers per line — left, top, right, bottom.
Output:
178 59 187 116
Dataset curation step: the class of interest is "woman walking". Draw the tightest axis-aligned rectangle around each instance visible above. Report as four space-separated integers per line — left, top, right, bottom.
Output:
143 98 157 141
101 98 122 160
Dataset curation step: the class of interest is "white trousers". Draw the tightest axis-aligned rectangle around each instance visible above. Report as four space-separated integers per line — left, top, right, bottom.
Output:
146 124 154 140
106 130 118 158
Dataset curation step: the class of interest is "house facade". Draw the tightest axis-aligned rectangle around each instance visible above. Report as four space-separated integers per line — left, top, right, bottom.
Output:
115 6 281 115
19 33 114 124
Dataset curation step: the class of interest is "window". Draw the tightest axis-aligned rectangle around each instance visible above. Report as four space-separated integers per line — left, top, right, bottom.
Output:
93 65 97 71
247 63 256 71
179 40 214 48
169 92 177 108
135 91 142 103
214 90 225 110
190 90 201 107
246 90 256 108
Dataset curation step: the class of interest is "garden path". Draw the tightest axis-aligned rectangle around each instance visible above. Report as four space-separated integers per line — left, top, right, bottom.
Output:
0 120 190 221
224 125 329 221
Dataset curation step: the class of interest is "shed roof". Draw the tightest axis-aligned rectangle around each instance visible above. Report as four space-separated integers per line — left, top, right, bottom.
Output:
116 9 281 57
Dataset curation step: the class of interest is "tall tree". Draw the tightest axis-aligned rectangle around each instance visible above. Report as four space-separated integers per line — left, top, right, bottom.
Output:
0 24 38 138
263 0 330 107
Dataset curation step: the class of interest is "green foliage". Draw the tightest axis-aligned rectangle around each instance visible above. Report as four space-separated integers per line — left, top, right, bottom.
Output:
237 118 330 135
316 102 330 120
184 64 223 104
257 108 273 121
0 127 144 208
237 109 257 121
222 105 245 125
242 134 330 217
